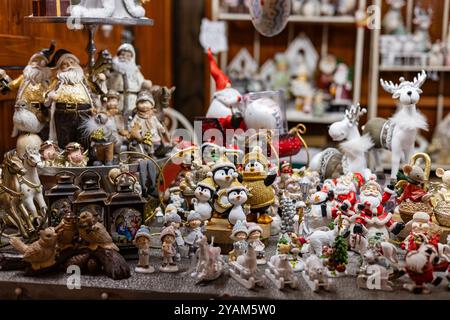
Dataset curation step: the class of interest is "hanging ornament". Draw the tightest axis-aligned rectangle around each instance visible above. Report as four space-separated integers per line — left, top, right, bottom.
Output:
249 0 291 37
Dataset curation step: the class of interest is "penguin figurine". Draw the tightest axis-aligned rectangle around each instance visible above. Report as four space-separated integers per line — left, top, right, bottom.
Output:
192 175 216 222
227 178 249 226
210 153 238 217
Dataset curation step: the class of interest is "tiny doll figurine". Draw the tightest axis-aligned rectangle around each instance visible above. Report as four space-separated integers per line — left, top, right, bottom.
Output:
133 225 155 274
129 90 170 156
228 220 249 262
39 140 61 166
82 112 118 166
184 211 204 257
62 142 88 167
227 178 249 226
247 223 266 264
192 176 216 222
164 212 186 261
160 226 179 273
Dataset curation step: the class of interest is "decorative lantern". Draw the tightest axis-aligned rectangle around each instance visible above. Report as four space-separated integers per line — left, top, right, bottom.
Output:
45 171 80 226
72 170 109 223
105 173 146 253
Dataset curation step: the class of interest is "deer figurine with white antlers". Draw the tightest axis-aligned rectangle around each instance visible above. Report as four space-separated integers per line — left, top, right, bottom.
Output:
363 70 428 180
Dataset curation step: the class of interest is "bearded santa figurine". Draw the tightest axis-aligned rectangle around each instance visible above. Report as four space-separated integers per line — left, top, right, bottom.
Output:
353 176 405 237
329 175 357 218
107 43 146 115
0 41 55 138
401 211 440 252
205 49 244 130
330 63 352 106
45 49 94 150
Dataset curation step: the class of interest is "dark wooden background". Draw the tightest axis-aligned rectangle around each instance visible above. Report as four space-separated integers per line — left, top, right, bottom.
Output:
0 0 173 158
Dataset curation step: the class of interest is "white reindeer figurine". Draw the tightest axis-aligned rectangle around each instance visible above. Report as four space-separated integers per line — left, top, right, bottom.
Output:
310 104 373 178
19 147 47 224
363 71 428 180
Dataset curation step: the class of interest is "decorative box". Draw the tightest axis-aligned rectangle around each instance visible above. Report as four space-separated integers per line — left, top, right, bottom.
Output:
32 0 71 17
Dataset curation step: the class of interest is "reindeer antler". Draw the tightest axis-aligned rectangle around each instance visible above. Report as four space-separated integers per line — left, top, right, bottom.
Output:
380 78 399 94
413 70 427 88
345 103 367 125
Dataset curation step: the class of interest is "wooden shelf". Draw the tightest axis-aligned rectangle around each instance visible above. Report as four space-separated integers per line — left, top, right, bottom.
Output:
24 15 154 26
286 108 344 124
380 65 450 72
218 13 356 25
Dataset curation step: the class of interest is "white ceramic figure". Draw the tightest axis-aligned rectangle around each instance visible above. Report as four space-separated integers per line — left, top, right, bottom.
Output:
191 236 225 282
337 0 357 15
428 41 445 67
184 211 204 257
363 71 428 179
300 187 334 237
265 254 299 289
302 0 321 16
19 146 47 223
247 223 266 264
192 176 215 222
210 153 238 216
302 255 334 292
413 6 433 52
382 0 406 35
321 0 335 16
229 242 267 289
291 63 315 113
227 178 249 226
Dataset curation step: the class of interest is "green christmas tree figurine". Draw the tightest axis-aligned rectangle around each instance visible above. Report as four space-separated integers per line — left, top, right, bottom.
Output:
329 235 348 273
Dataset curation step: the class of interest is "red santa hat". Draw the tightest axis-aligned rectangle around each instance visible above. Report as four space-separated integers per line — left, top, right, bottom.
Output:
208 48 231 91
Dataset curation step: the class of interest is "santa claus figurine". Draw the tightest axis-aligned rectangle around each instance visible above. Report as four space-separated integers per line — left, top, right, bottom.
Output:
353 176 404 239
329 175 357 218
205 48 243 129
401 211 440 252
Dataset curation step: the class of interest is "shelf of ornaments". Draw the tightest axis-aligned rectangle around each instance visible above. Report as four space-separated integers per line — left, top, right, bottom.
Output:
217 13 357 25
24 15 154 26
379 65 450 72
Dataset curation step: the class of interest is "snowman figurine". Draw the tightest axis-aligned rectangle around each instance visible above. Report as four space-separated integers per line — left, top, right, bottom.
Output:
227 177 250 226
211 152 239 218
192 175 216 222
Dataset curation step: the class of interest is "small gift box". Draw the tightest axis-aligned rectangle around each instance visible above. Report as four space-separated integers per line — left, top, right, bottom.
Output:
32 0 71 17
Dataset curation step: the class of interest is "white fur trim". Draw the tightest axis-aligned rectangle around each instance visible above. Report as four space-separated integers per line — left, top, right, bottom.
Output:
384 187 395 195
339 133 374 158
390 107 428 131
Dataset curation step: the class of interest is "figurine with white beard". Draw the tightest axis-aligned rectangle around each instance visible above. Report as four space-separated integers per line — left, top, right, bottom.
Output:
353 177 404 239
329 175 357 218
107 43 146 115
0 42 55 139
330 63 352 107
45 49 94 149
192 176 216 222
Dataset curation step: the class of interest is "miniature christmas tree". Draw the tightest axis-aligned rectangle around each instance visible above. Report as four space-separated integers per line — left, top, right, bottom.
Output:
329 235 348 272
280 196 296 234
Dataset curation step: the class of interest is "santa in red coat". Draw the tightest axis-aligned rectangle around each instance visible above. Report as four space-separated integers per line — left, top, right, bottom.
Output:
329 175 357 218
353 176 404 236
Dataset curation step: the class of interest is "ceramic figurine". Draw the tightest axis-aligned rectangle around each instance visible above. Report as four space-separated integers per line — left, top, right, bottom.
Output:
299 186 334 236
317 54 337 91
164 212 186 260
0 42 55 138
426 168 450 228
271 53 291 98
160 225 179 273
54 203 78 251
105 89 128 151
81 112 118 166
248 0 291 37
70 0 149 19
210 152 238 218
192 176 216 222
45 49 94 149
383 0 406 35
363 71 428 179
396 162 429 204
228 241 267 289
313 90 326 117
413 6 432 52
10 227 57 271
228 220 249 262
291 63 315 113
330 63 352 106
302 255 334 292
61 142 88 167
247 223 266 264
129 90 170 156
302 0 321 17
329 175 357 218
133 225 155 273
242 146 277 224
20 146 47 222
206 49 242 119
428 41 445 66
106 43 147 114
352 177 404 240
184 211 204 257
265 253 299 290
337 0 357 15
321 0 335 16
39 140 61 167
190 236 225 283
227 178 250 226
401 212 439 252
78 211 120 252
403 243 442 294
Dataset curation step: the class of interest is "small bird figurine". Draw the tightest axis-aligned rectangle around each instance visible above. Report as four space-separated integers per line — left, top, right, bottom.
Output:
77 211 119 252
10 227 58 270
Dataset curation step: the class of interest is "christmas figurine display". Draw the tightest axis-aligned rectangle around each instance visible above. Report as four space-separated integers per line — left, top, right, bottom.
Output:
133 225 154 274
160 226 179 273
